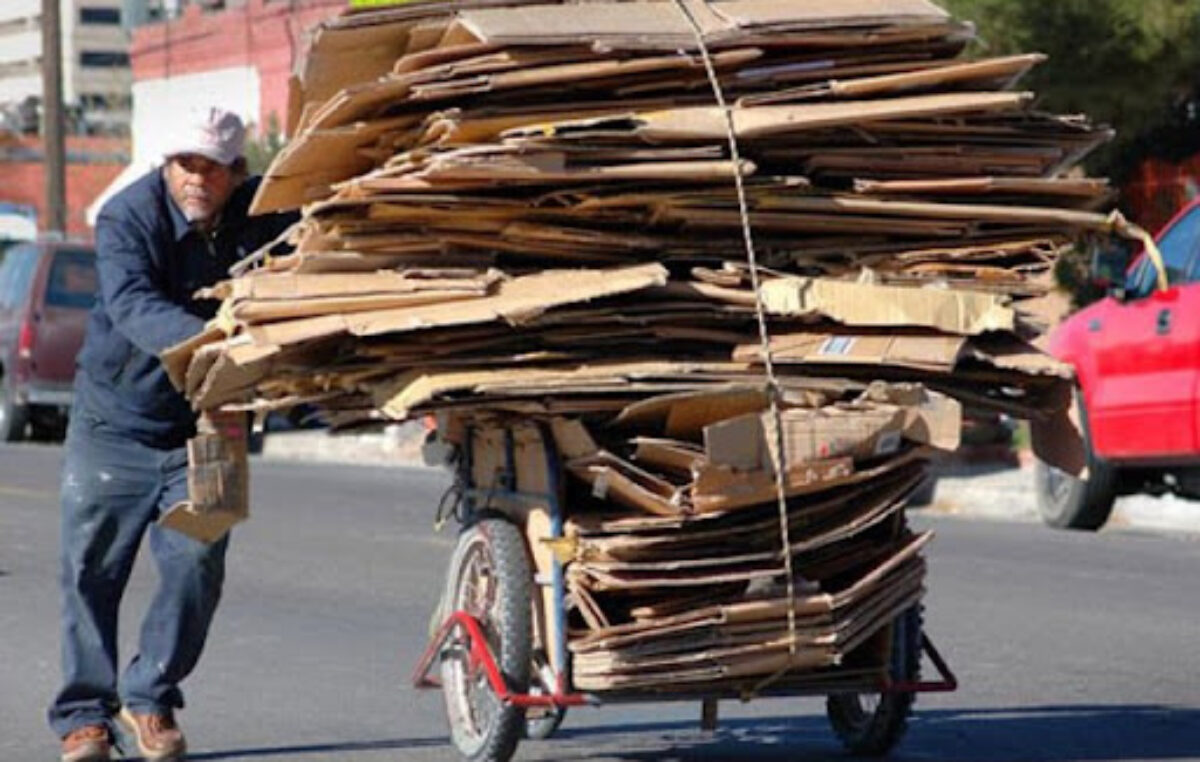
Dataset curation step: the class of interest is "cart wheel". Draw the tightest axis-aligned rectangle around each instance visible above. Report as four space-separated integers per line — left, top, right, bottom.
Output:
826 606 922 756
523 652 567 741
440 516 532 762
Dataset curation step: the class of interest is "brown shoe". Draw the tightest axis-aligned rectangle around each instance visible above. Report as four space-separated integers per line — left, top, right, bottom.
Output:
60 725 111 762
117 706 187 761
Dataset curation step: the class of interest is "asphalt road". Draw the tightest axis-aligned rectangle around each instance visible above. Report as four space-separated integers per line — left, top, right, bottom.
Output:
4 442 1200 762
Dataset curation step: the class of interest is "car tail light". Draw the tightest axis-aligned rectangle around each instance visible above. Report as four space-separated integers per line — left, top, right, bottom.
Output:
17 317 34 360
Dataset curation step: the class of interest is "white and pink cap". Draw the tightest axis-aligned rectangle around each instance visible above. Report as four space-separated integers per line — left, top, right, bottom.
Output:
161 106 246 166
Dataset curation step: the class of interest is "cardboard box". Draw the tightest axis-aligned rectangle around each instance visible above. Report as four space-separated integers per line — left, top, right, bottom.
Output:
704 385 960 472
160 411 250 543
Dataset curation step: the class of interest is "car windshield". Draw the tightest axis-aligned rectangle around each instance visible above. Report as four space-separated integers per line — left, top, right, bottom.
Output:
46 247 97 310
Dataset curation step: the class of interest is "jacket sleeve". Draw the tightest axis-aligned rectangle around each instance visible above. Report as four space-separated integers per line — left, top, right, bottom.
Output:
94 208 206 358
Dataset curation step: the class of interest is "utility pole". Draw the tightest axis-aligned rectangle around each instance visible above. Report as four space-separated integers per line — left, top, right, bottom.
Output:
42 0 67 235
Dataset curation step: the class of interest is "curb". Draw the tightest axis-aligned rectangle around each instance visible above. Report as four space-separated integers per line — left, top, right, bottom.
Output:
926 462 1200 536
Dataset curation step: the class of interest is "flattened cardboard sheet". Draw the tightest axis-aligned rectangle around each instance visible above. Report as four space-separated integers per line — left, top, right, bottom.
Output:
759 277 1015 335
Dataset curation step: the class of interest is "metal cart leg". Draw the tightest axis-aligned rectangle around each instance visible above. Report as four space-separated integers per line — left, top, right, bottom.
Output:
535 423 570 695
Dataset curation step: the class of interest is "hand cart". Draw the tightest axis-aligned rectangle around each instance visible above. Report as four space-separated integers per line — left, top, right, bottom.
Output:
413 420 957 762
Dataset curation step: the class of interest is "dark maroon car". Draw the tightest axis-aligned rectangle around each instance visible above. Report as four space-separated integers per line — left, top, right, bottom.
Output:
0 239 97 441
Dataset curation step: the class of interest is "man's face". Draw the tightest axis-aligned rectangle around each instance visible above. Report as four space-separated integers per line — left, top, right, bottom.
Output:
163 153 240 227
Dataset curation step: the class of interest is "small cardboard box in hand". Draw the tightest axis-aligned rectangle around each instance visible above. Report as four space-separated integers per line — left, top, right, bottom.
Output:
159 410 249 543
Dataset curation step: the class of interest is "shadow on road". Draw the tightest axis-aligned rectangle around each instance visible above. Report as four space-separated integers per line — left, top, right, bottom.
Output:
182 736 446 760
547 704 1200 761
175 705 1200 761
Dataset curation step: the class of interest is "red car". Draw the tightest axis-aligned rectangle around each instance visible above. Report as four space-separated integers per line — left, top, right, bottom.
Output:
1034 200 1200 529
0 238 97 441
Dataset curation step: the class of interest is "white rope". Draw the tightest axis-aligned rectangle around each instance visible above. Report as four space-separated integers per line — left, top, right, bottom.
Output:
670 0 799 660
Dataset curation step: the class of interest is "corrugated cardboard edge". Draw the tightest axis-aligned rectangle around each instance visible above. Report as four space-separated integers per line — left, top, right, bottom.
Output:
759 277 1015 335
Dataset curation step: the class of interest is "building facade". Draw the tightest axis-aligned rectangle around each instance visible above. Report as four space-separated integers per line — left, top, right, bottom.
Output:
0 0 134 133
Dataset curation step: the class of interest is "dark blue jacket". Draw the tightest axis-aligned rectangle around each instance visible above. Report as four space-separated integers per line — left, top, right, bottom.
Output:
75 168 295 447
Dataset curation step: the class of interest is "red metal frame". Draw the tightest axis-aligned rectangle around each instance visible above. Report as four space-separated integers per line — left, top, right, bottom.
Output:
883 634 958 694
412 610 590 709
415 610 956 708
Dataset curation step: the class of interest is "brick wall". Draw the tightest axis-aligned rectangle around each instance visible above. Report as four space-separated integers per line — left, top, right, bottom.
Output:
1 134 130 238
2 162 127 238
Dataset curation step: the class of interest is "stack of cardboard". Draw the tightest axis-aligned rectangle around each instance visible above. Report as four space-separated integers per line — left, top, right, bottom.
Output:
541 383 953 691
163 0 1113 427
166 0 1115 692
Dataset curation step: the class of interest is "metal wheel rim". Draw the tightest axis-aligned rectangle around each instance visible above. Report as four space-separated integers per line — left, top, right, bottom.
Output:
443 536 504 753
1044 463 1073 506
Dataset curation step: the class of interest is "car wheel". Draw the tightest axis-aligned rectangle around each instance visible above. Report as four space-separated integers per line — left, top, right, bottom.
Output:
0 374 29 442
1033 392 1116 531
30 415 67 442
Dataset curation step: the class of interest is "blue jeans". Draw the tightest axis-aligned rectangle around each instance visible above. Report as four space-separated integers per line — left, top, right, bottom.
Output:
47 413 228 738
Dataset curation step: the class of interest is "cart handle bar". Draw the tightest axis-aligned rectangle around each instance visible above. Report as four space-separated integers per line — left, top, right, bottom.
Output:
882 633 958 694
412 610 591 709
